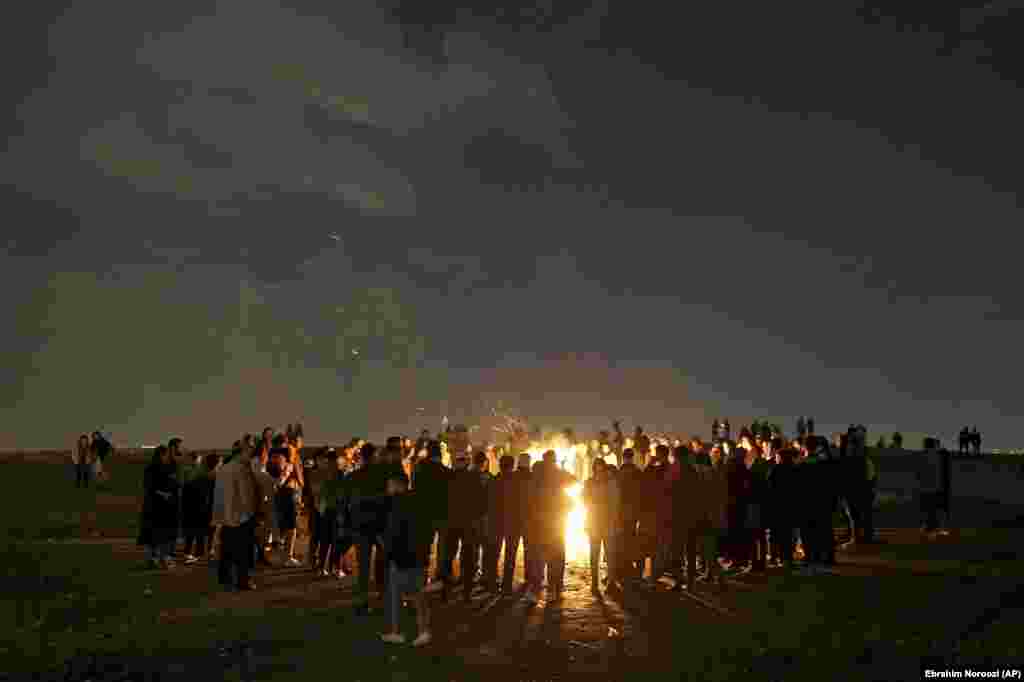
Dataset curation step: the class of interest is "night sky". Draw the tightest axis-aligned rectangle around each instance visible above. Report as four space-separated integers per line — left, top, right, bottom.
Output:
2 1 1021 450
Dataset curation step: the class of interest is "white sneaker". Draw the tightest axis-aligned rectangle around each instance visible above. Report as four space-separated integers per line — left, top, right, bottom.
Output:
524 590 539 605
381 633 406 644
412 632 432 647
423 581 445 594
285 557 301 567
184 555 200 565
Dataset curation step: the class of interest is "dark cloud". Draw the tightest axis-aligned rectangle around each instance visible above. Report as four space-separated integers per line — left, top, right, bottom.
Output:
1 0 1021 449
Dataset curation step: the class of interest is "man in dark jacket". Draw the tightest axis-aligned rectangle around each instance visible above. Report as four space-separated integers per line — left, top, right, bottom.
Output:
379 474 433 646
439 452 490 602
637 445 669 585
524 452 574 604
416 442 452 592
666 446 700 591
483 455 522 594
616 449 643 579
514 452 534 590
348 443 396 614
768 448 799 569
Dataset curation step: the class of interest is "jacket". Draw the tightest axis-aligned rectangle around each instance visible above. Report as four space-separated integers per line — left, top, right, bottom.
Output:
413 459 451 523
670 461 701 533
212 457 257 528
488 471 522 534
525 464 573 546
381 492 431 569
348 463 391 535
448 469 491 528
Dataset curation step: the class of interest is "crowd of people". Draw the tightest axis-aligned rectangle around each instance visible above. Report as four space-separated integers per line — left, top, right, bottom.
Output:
129 418 923 646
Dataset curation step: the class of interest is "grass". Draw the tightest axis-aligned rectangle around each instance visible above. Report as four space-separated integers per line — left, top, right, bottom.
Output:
4 457 1023 680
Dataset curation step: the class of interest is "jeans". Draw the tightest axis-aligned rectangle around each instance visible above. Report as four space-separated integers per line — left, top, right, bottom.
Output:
387 561 425 628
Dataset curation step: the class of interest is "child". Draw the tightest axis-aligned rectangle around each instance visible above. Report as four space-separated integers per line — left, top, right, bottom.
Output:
379 474 432 646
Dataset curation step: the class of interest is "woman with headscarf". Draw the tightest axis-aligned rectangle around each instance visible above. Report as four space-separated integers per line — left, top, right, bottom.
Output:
137 446 180 569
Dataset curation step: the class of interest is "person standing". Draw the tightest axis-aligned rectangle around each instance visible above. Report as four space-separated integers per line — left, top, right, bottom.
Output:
182 454 217 564
348 443 392 615
417 443 453 593
616 449 643 580
514 452 535 591
667 446 700 591
378 474 434 647
584 458 618 594
137 446 180 569
73 435 91 488
305 449 334 571
768 448 799 571
637 445 669 585
524 452 573 604
91 431 112 486
918 438 949 537
483 455 521 594
212 444 258 591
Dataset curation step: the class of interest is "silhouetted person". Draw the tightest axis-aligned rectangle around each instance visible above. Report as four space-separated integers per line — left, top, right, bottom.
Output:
959 427 969 455
971 427 981 456
524 451 573 604
138 446 180 569
348 443 392 615
797 416 806 439
616 449 643 579
416 443 452 593
73 434 91 488
768 448 799 570
584 458 619 594
484 455 521 594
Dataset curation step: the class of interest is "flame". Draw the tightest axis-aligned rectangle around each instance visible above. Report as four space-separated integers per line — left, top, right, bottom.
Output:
526 439 590 562
564 483 588 562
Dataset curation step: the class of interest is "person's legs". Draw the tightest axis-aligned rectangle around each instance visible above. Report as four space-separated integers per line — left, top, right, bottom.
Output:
413 591 430 639
502 533 520 593
685 529 698 588
482 529 501 591
386 562 402 635
236 520 254 587
551 543 566 594
218 525 235 586
354 534 373 603
461 528 480 597
589 533 602 591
